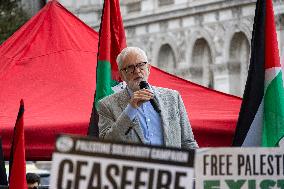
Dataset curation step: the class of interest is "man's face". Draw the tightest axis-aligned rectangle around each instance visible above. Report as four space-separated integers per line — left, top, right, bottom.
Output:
28 182 39 189
120 51 150 91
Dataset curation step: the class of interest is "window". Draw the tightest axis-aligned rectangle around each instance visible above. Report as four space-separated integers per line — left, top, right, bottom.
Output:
158 0 174 7
127 2 141 13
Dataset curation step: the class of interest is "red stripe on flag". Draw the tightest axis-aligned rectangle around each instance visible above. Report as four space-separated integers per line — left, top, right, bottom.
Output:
265 0 281 69
98 0 126 81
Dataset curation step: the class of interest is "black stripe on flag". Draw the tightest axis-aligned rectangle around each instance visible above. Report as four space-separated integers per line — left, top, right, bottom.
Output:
0 138 8 185
87 100 99 137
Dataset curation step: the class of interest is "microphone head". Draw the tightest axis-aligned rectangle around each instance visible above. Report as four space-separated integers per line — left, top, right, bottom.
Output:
139 80 149 89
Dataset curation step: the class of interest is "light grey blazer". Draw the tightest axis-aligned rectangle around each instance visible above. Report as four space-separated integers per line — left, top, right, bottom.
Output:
98 86 198 149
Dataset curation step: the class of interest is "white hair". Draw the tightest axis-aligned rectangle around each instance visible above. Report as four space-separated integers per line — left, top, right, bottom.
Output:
116 47 148 69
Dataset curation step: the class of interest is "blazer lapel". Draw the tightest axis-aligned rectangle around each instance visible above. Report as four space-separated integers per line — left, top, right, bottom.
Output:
117 89 146 143
117 89 130 110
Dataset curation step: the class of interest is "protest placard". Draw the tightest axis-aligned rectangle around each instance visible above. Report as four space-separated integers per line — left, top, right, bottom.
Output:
195 148 284 189
50 134 195 189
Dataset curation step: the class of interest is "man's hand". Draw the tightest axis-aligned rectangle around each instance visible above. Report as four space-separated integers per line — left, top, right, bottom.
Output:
129 89 153 108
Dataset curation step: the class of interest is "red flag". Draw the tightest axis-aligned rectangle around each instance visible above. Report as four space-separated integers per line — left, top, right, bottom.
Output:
9 99 27 189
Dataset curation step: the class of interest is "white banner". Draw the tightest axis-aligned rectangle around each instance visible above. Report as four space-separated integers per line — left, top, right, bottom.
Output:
49 135 195 189
195 148 284 189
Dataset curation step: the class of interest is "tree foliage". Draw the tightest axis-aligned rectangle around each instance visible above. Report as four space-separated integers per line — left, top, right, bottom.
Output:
0 0 29 44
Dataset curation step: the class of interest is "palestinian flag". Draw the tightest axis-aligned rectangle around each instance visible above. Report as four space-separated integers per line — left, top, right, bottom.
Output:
232 0 284 147
9 100 27 189
88 0 126 137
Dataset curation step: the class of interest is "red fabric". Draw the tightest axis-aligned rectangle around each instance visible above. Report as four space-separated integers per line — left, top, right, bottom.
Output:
98 0 126 81
0 1 241 160
265 0 280 69
9 100 27 189
0 1 98 160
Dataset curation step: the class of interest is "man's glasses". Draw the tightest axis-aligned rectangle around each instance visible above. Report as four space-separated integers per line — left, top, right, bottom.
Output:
121 62 147 74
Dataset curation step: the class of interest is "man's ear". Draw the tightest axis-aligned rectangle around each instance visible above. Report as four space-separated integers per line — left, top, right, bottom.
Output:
119 70 126 81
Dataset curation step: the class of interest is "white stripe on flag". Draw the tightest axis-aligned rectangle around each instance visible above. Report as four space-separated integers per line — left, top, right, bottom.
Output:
242 99 263 146
265 67 281 92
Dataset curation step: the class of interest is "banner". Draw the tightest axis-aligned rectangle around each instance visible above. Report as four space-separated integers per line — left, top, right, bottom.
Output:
50 135 195 189
195 148 284 189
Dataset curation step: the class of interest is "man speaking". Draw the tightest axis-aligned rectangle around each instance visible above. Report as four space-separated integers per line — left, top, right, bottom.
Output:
98 47 198 149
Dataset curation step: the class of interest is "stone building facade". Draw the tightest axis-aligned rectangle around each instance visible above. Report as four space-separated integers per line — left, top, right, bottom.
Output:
22 0 284 96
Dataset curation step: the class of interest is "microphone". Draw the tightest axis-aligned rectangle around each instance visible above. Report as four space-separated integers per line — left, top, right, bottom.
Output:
125 81 161 136
139 81 161 113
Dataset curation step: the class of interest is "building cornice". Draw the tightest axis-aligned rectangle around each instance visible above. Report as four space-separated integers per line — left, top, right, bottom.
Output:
121 0 256 27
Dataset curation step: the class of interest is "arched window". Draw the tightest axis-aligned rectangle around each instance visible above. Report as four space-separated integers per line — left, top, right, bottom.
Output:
229 32 250 96
191 38 213 88
157 44 176 73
